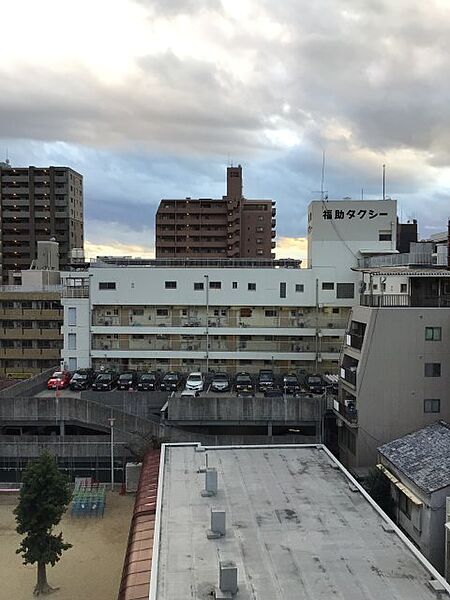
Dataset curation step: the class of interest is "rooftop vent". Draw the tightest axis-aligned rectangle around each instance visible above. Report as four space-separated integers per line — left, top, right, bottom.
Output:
201 467 218 497
207 508 226 539
215 560 238 599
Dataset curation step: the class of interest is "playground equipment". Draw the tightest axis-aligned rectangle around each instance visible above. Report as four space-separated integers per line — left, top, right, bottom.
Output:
71 481 107 518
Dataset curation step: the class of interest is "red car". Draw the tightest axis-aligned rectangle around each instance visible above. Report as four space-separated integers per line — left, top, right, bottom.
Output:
47 370 71 390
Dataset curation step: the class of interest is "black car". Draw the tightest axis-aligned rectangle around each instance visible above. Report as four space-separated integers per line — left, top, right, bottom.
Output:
117 371 138 390
304 374 325 395
92 372 118 391
282 374 300 395
210 372 231 393
160 372 181 391
137 372 159 391
235 372 254 394
258 369 274 392
69 369 96 391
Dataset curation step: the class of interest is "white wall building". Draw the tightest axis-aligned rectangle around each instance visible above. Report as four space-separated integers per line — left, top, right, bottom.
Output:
61 198 398 374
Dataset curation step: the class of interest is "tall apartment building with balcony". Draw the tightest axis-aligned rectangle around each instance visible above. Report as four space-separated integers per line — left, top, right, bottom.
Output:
335 240 450 471
0 164 83 283
155 165 276 258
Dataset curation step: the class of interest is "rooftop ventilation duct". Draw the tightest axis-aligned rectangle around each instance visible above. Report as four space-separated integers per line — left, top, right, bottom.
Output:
201 467 218 497
207 508 226 539
215 560 238 599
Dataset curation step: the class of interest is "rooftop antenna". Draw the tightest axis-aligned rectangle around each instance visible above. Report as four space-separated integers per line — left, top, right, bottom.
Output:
361 188 364 201
320 149 326 201
5 147 10 166
382 164 386 201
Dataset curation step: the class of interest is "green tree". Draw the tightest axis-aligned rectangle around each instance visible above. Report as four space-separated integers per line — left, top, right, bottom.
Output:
14 452 72 596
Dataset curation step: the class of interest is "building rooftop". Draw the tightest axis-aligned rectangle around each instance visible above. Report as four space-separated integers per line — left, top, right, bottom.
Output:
152 444 448 599
88 257 302 269
354 266 450 277
378 421 450 494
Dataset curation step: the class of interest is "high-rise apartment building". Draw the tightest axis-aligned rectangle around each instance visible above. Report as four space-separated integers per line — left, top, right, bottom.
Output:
0 164 83 283
155 165 276 258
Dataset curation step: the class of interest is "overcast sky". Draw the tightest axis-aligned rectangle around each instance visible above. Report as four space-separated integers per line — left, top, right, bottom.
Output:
1 0 450 260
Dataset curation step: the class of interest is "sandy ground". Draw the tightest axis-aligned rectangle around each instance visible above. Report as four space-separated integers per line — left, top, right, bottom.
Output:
0 491 134 600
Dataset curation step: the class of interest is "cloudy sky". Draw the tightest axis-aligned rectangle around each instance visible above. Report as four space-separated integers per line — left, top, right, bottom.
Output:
1 0 450 260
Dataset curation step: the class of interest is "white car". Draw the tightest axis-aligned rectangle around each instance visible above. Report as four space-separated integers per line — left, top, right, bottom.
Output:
185 372 204 392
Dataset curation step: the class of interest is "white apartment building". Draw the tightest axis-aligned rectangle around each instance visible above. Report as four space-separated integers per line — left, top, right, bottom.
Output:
61 199 398 374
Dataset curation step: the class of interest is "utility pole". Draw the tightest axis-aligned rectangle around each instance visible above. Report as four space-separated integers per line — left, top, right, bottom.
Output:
108 417 115 491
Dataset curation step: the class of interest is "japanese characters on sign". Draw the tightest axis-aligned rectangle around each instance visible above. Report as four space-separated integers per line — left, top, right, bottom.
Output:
322 209 388 220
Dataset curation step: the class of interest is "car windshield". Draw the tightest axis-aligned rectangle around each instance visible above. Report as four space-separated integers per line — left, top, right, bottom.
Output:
285 377 297 383
237 376 251 383
214 374 228 381
188 374 202 381
260 373 272 381
119 373 133 380
97 374 111 382
141 375 155 381
73 373 87 380
164 374 177 381
309 377 322 384
52 372 63 378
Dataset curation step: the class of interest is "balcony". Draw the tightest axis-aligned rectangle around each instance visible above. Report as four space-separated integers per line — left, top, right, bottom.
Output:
361 294 410 307
333 399 358 426
340 365 356 387
345 332 364 350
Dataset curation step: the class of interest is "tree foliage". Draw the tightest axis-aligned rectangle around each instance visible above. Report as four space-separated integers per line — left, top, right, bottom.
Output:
14 452 72 595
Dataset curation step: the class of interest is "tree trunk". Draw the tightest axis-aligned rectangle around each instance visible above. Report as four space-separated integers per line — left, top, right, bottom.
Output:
34 562 58 596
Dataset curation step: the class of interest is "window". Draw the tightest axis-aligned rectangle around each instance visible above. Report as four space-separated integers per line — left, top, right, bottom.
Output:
400 283 407 293
399 492 412 519
194 282 204 290
295 284 304 293
424 363 441 377
99 282 116 290
209 281 221 289
322 282 334 291
425 327 441 341
240 308 252 317
332 308 339 314
424 399 440 413
337 283 355 299
232 282 238 289
265 310 278 317
248 283 256 291
156 309 169 316
379 231 392 241
279 282 286 298
67 307 76 326
165 281 177 289
68 357 77 372
68 333 76 351
132 309 144 316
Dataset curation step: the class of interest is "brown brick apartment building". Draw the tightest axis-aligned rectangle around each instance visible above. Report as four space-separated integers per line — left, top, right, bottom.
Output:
155 165 276 258
0 164 83 283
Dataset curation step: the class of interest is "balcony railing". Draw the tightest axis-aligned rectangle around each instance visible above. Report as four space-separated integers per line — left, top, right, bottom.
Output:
333 399 358 424
340 366 356 387
345 332 364 350
360 294 410 307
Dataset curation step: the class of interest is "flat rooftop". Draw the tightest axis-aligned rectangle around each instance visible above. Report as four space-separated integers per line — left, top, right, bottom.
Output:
154 445 449 599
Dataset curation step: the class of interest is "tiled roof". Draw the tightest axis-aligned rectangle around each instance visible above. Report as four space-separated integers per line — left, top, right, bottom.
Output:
117 449 160 600
378 421 450 493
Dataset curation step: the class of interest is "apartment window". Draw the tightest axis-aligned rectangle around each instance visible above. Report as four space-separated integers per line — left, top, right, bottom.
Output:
232 282 238 289
68 333 76 351
332 308 339 314
337 283 355 299
68 357 77 371
156 309 169 316
265 310 278 317
399 491 412 519
132 309 144 316
209 281 221 289
295 284 304 293
322 282 334 291
240 308 252 317
165 281 177 289
424 363 441 377
379 231 392 241
67 307 76 326
279 282 286 298
194 282 204 290
424 399 440 413
400 283 407 293
425 327 441 341
99 282 116 290
248 283 256 291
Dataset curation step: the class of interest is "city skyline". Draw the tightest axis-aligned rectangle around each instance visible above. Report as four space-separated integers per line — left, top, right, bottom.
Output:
1 0 450 259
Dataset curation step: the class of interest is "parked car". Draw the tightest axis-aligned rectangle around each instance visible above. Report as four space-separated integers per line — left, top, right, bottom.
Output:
258 369 274 392
92 371 118 391
69 369 96 391
304 374 325 395
160 372 182 392
47 370 71 390
117 371 138 390
234 372 254 394
210 372 230 393
282 374 300 395
185 372 205 393
137 372 159 391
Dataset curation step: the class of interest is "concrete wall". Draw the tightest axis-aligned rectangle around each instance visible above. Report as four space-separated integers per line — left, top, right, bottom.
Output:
168 394 320 423
0 366 56 399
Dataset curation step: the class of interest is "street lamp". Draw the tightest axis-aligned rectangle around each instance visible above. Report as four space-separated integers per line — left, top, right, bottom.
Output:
108 417 115 491
204 275 209 374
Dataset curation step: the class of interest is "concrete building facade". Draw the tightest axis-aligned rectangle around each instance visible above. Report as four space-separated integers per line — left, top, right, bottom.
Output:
62 198 398 375
0 164 84 283
335 256 450 470
155 165 276 259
